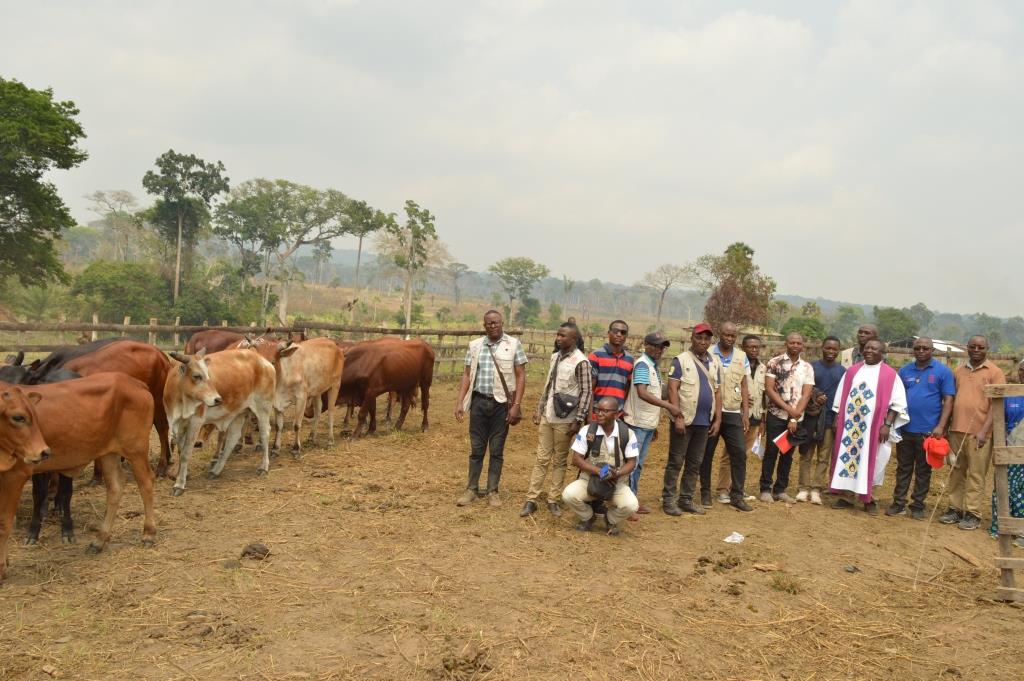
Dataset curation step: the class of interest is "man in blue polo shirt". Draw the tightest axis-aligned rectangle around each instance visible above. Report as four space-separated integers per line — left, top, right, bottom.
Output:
889 337 955 520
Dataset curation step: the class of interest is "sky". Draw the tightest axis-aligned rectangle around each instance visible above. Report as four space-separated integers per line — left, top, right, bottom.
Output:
3 0 1022 316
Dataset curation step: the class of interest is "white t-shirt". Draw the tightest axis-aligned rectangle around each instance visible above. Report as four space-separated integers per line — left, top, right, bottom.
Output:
571 424 640 460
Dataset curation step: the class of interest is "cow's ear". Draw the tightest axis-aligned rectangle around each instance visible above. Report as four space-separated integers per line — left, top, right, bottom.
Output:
25 392 42 405
279 343 300 358
196 347 207 359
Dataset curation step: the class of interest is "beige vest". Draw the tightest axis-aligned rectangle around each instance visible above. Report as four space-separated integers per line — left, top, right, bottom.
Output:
747 362 767 421
542 348 588 423
623 354 663 430
673 351 721 426
716 347 748 412
462 334 521 411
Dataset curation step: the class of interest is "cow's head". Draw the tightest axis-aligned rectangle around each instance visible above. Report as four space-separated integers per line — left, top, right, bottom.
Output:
168 348 222 408
0 386 51 470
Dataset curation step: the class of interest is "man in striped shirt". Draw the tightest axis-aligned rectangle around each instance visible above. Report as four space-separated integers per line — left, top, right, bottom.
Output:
588 320 635 411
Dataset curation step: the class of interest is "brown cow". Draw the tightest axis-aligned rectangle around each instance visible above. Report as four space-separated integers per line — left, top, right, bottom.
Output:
0 374 156 580
186 328 307 355
272 338 345 455
164 348 276 495
61 341 174 478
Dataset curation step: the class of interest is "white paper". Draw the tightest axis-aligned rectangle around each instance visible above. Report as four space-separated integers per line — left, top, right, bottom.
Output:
723 532 745 544
751 436 764 460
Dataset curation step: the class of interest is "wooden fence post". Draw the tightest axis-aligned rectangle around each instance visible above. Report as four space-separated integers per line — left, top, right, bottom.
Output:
148 318 157 345
91 314 99 341
121 316 131 337
986 384 1024 602
173 317 181 348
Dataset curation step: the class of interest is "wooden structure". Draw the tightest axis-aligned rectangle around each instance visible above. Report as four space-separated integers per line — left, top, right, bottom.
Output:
985 383 1024 602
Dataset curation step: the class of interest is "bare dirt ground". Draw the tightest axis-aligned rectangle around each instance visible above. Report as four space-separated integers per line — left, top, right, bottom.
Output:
1 381 1021 681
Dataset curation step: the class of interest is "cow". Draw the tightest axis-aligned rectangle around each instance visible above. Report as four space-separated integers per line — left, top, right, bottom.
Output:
186 328 307 355
272 338 345 456
164 348 276 496
0 373 156 580
21 338 127 383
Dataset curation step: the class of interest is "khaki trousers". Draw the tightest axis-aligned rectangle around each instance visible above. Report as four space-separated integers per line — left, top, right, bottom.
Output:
948 431 993 516
798 428 834 491
526 417 574 503
716 426 762 493
562 478 639 526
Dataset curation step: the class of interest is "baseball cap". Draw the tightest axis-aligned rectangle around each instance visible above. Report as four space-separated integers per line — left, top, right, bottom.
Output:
643 331 671 347
923 436 950 469
692 322 713 336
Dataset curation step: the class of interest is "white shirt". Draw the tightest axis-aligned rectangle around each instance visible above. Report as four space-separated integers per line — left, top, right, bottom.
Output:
571 425 640 459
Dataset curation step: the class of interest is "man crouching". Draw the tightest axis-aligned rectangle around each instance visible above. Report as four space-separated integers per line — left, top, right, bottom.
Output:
562 396 640 536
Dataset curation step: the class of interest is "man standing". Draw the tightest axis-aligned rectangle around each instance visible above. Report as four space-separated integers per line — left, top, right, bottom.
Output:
588 320 634 410
662 323 722 516
699 322 753 512
939 335 1005 530
760 332 815 504
796 336 846 505
841 324 879 368
522 324 592 518
829 340 909 514
889 338 955 520
716 334 766 503
455 310 528 507
562 397 640 536
623 331 680 517
553 317 585 353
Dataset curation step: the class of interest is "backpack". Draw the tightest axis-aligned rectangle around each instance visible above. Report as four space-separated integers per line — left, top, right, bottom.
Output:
584 420 630 500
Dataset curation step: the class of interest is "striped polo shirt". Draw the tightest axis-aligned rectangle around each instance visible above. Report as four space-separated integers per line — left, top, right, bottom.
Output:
588 343 635 407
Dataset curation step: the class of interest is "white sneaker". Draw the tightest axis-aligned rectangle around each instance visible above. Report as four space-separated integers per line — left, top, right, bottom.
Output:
810 490 823 505
795 489 809 503
759 492 773 503
717 493 730 504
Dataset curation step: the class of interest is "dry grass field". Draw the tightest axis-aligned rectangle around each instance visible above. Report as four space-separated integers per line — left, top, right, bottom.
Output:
1 381 1021 681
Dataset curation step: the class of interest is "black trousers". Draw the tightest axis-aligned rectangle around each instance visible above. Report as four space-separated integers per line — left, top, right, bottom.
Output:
700 412 747 502
893 432 932 511
759 414 793 495
466 393 510 494
663 425 710 504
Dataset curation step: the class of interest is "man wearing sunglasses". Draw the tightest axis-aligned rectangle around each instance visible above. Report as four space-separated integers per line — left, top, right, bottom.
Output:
588 320 635 411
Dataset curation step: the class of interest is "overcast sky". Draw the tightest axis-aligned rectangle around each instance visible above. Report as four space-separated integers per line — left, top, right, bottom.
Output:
3 1 1022 316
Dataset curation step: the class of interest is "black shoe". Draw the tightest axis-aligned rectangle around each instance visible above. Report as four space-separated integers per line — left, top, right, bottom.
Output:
519 501 538 517
700 490 713 508
663 503 683 517
677 499 706 515
958 512 981 531
547 502 562 518
832 498 854 510
885 503 906 517
575 516 596 532
910 508 925 521
607 523 621 536
591 499 608 516
864 501 879 516
937 508 962 525
730 499 754 513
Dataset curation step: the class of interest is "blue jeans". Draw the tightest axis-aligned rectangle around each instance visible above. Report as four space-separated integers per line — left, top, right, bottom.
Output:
629 426 656 496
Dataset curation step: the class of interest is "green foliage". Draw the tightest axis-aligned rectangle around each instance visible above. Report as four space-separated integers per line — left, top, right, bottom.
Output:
171 283 231 325
6 284 72 322
436 306 453 325
781 316 828 340
800 301 822 318
830 304 865 343
694 243 776 329
906 302 933 331
71 261 169 323
514 296 542 328
873 306 920 342
0 77 87 286
143 197 210 251
546 301 563 328
393 302 425 327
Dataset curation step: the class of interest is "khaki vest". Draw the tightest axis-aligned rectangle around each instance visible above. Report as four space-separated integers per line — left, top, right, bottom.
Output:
673 351 721 426
747 362 767 421
717 347 748 412
623 354 663 430
462 334 521 411
542 348 588 423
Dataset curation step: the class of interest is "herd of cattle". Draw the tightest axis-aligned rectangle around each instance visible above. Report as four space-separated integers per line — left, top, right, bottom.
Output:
0 329 435 580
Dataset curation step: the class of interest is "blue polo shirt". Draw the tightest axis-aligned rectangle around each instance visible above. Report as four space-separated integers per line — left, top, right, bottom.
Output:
898 359 956 434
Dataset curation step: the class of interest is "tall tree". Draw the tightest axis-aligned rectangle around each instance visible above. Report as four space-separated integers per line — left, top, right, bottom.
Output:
142 150 229 303
830 304 865 343
689 242 776 329
85 190 141 262
800 301 822 319
0 77 87 286
561 275 575 314
344 199 394 320
489 257 550 323
639 264 691 326
873 306 919 342
445 262 469 306
383 200 438 330
906 302 934 332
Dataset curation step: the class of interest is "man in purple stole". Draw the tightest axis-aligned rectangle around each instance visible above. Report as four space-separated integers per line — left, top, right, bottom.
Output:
829 340 908 515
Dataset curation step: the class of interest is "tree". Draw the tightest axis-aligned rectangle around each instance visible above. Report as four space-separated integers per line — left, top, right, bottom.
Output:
383 200 438 331
690 242 776 329
873 306 919 342
345 199 393 319
142 150 229 304
488 256 550 323
84 190 142 262
445 262 469 306
830 304 865 343
71 261 169 323
639 264 691 326
546 301 563 328
800 301 822 319
769 301 791 329
906 302 933 332
1 77 87 286
781 316 828 340
561 275 575 314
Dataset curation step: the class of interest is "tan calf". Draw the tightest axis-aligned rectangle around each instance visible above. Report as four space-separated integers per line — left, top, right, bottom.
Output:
272 338 345 455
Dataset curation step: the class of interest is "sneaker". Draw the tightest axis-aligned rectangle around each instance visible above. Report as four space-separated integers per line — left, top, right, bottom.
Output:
700 490 713 508
488 491 502 508
636 504 652 514
519 500 537 517
910 508 925 521
731 499 754 513
456 489 478 506
937 508 962 525
810 490 823 505
774 492 795 504
663 503 683 517
759 492 774 503
864 501 879 516
795 489 809 503
546 502 562 518
677 499 706 515
575 516 596 532
885 503 906 517
958 512 981 531
832 498 854 510
717 493 730 504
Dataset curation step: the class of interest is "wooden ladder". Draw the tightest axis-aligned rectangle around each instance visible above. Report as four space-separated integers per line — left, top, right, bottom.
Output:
986 384 1024 602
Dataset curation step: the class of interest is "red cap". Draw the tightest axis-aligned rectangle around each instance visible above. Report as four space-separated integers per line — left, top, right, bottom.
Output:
692 322 713 336
923 436 950 469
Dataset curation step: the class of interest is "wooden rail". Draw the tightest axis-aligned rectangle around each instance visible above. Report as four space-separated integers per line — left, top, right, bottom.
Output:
984 383 1024 603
